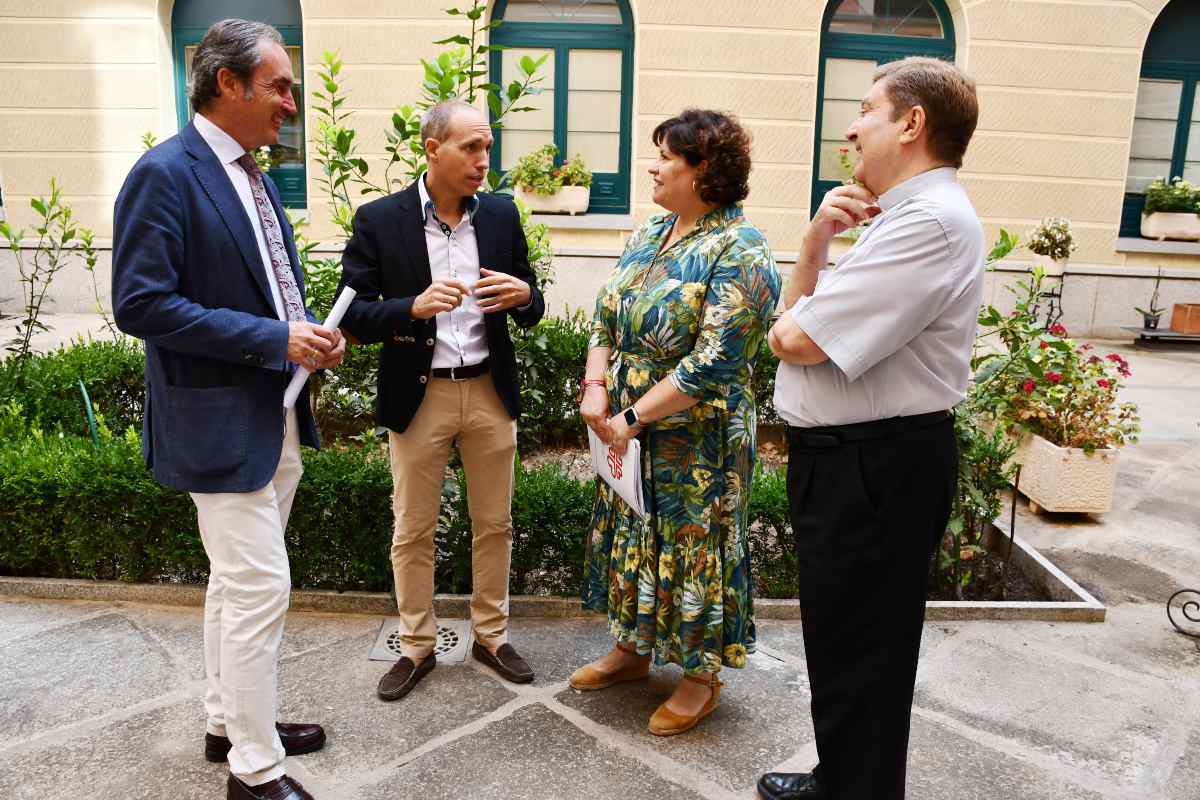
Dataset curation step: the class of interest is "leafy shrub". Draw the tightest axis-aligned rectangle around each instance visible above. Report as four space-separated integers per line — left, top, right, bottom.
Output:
1143 177 1200 215
747 465 796 598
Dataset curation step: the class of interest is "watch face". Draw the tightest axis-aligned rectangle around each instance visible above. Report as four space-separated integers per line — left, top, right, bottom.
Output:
624 408 638 426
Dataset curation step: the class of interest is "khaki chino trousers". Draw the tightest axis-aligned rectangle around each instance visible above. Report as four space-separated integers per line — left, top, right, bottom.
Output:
388 375 517 658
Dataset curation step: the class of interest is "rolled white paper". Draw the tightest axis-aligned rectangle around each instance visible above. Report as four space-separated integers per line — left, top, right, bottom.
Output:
283 285 358 409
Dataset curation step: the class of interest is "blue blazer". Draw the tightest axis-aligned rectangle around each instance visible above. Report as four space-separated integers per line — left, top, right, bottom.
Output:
112 120 320 494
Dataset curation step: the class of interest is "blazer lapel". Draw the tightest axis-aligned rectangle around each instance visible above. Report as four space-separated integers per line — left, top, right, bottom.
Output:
471 197 499 274
396 182 433 286
181 122 276 312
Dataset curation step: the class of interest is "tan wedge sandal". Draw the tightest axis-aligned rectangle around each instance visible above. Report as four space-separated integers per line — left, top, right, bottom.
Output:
568 642 651 691
648 671 723 736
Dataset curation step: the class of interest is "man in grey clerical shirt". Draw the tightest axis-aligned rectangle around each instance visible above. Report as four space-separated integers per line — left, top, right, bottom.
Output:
756 57 985 800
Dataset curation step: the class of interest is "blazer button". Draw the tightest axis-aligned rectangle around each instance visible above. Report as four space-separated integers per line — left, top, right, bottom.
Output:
426 338 435 346
419 375 427 384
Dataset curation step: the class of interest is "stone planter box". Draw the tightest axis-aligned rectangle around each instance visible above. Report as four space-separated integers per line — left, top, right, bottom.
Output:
1141 211 1200 242
1015 433 1119 514
515 185 590 215
1030 252 1068 277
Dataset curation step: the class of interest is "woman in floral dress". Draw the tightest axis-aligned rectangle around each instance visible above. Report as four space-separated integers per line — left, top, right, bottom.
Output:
570 109 781 736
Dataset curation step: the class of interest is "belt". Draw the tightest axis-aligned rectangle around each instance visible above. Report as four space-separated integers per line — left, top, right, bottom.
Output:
786 410 952 449
430 359 489 381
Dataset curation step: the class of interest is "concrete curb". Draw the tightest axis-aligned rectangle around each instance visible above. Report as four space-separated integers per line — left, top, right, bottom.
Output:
0 532 1105 622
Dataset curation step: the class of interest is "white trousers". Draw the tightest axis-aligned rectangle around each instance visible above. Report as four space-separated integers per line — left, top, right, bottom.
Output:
191 408 302 787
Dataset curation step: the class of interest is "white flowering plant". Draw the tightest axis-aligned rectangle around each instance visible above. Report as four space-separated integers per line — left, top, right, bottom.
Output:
1143 177 1200 215
1027 217 1077 261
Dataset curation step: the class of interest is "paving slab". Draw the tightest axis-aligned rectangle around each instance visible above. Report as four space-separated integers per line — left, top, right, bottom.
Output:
0 698 224 800
358 703 707 800
914 633 1187 788
505 615 615 684
905 714 1106 800
1165 714 1200 800
0 597 110 645
0 612 180 740
555 651 812 792
275 630 518 787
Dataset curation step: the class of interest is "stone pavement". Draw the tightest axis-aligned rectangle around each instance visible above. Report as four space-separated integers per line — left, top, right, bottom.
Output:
1 328 1198 799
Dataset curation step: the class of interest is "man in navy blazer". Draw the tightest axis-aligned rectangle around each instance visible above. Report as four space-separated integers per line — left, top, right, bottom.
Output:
112 19 339 800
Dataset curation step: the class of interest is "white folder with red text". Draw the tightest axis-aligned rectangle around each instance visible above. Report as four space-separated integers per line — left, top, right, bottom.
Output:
587 428 647 520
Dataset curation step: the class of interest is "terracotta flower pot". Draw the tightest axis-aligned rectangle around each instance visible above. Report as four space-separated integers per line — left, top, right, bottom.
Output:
515 185 590 215
1015 433 1119 514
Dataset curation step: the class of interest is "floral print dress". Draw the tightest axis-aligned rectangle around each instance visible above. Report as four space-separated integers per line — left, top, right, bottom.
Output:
582 204 782 674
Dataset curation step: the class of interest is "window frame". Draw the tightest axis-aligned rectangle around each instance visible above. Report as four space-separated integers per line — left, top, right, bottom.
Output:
1120 63 1199 236
172 25 308 209
812 0 956 216
488 0 635 214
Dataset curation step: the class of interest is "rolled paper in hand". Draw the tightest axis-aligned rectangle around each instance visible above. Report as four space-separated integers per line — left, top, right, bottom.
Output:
283 285 357 409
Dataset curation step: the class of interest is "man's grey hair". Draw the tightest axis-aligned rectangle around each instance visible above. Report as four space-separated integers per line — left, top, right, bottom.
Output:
421 100 481 143
188 19 283 113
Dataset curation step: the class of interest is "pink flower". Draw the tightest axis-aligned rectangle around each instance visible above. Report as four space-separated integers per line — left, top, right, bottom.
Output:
1088 355 1101 364
1097 379 1111 389
1022 380 1036 394
1045 371 1063 383
1049 323 1068 337
838 147 849 154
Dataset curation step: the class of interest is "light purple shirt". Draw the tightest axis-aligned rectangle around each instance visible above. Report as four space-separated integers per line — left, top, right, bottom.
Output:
774 167 985 427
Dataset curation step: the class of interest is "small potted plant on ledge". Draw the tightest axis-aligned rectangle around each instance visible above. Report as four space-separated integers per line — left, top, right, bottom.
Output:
975 271 1140 514
1134 266 1167 330
1141 177 1200 242
1026 217 1077 277
508 143 592 215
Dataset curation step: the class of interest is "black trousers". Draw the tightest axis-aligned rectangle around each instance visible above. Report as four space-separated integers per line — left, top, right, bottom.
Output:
786 413 957 800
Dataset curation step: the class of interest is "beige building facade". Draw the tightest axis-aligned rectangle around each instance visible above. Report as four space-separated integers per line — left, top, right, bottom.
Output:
1 0 1198 336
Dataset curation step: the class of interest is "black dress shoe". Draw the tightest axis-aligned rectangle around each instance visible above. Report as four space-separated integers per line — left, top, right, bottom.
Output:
757 771 827 800
377 653 436 701
205 722 326 763
472 641 534 683
227 774 313 800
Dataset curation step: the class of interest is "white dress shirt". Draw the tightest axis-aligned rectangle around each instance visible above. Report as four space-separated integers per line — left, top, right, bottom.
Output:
192 113 287 322
417 174 489 369
774 167 985 428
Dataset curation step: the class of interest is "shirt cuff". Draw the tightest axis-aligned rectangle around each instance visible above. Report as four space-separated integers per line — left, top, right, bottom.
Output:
790 300 868 382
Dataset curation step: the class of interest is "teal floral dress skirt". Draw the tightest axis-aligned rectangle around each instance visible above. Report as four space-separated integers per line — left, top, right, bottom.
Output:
581 205 782 675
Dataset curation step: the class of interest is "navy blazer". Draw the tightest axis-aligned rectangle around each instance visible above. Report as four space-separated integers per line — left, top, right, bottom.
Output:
112 120 320 494
337 181 545 434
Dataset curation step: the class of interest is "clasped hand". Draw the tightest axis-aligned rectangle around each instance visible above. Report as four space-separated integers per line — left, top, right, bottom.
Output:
411 269 531 320
286 322 345 370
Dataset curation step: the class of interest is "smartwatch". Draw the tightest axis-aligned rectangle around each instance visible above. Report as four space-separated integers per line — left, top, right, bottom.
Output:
623 406 641 428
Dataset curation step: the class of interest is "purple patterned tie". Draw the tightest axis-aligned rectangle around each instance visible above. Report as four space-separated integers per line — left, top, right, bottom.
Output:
236 153 306 322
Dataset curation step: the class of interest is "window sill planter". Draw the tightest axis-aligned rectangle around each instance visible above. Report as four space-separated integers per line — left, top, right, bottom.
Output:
1014 433 1120 515
1030 253 1068 277
515 186 590 215
1141 212 1200 242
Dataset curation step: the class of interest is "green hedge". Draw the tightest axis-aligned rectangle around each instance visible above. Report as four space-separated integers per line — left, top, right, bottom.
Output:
0 421 796 598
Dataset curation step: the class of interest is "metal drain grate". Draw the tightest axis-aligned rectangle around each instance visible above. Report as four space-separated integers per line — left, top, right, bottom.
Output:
368 617 473 663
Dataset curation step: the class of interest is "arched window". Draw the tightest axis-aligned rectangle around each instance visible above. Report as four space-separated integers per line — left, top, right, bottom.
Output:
172 0 306 208
489 0 634 214
1121 0 1199 236
813 0 955 214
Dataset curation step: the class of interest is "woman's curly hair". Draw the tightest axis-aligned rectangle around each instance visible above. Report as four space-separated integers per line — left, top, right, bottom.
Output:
651 109 752 206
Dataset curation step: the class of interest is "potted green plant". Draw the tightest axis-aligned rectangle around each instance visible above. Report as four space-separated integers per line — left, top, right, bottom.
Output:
1141 177 1200 241
508 144 592 215
1134 266 1166 330
1026 217 1076 277
975 276 1140 514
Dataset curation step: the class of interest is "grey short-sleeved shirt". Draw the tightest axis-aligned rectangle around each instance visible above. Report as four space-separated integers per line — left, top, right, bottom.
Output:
773 167 985 428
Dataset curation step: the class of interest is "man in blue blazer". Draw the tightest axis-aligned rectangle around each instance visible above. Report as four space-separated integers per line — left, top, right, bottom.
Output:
112 19 340 800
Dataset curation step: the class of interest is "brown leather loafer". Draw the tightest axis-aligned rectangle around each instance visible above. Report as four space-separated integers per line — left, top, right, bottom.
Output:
472 641 534 683
227 774 313 800
205 722 326 763
377 653 436 701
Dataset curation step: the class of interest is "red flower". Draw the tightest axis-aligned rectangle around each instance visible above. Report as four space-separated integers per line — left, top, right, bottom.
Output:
1045 371 1063 383
1097 379 1111 389
1088 355 1101 364
1039 341 1049 350
838 147 849 154
1049 323 1068 337
1022 380 1036 394
1106 353 1122 363
1119 367 1132 377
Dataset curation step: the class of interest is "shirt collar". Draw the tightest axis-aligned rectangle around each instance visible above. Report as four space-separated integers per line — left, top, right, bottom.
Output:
876 166 958 212
419 172 480 222
193 113 251 166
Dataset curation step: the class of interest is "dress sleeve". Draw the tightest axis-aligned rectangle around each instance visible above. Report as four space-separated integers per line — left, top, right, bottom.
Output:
670 230 780 410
